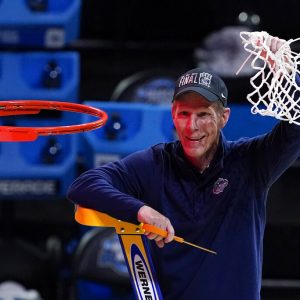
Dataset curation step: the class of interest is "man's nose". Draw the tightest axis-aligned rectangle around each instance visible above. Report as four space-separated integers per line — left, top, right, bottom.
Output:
187 115 198 130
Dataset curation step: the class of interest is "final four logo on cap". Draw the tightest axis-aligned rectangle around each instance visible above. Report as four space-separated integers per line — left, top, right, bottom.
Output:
173 68 228 107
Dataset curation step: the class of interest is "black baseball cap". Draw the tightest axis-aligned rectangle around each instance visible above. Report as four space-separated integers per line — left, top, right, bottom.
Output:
173 68 228 107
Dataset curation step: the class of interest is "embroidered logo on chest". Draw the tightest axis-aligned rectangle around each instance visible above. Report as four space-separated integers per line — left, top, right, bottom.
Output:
213 178 228 195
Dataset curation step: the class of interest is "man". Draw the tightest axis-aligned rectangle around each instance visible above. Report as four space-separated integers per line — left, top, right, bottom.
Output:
68 36 300 299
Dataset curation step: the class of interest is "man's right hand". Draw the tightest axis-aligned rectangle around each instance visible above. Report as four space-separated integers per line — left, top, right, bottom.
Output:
260 35 292 73
137 205 175 248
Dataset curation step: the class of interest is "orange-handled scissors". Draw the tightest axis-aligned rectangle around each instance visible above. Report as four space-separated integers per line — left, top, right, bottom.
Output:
74 206 217 255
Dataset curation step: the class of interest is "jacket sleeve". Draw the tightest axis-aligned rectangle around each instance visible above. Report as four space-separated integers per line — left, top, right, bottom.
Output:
296 73 300 86
247 122 300 186
67 148 156 223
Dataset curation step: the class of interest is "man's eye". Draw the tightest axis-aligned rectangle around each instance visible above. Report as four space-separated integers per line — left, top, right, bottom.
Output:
198 112 210 117
179 111 188 116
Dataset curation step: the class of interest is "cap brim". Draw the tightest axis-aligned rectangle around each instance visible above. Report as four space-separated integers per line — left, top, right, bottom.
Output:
174 86 219 102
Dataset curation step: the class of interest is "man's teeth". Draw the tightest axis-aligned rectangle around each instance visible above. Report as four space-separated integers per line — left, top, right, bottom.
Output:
188 136 204 141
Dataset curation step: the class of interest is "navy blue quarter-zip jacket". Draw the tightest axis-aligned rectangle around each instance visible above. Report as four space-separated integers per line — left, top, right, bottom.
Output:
68 118 300 300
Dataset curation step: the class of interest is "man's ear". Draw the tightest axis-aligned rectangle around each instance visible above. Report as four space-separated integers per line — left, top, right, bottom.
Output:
220 107 231 128
171 102 176 119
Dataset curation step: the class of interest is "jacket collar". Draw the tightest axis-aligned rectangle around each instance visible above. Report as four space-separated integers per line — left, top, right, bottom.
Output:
173 132 227 185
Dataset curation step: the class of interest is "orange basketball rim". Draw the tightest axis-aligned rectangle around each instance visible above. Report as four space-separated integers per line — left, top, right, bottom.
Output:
0 100 108 142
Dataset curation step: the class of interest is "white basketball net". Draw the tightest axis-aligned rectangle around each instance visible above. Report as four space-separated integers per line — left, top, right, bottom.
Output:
237 31 300 124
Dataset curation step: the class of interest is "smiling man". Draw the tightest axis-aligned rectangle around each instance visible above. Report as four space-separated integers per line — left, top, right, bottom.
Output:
68 36 300 300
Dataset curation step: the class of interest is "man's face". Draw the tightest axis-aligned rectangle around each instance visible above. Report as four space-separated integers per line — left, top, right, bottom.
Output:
172 92 230 166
